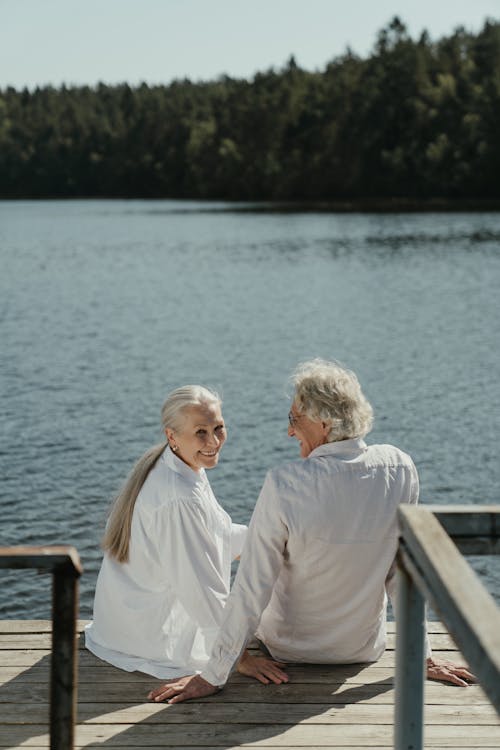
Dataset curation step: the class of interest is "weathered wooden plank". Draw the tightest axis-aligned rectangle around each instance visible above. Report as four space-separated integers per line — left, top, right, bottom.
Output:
0 658 473 691
432 505 500 554
0 654 461 682
0 633 461 650
0 647 463 671
0 546 82 575
0 667 398 686
0 701 497 725
0 664 400 684
0 620 90 634
0 619 449 635
0 635 82 649
6 748 498 750
6 748 497 750
0 680 490 704
1 722 499 746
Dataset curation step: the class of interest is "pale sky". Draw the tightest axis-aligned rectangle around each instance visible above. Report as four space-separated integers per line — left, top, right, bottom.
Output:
1 0 499 89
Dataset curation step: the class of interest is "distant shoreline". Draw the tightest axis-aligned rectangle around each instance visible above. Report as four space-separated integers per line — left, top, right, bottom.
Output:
2 197 500 213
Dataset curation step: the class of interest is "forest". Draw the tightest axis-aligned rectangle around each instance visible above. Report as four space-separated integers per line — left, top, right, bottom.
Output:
1 17 499 202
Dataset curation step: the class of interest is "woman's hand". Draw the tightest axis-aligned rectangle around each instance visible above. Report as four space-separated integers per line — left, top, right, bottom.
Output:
426 657 476 686
148 674 218 703
237 650 289 684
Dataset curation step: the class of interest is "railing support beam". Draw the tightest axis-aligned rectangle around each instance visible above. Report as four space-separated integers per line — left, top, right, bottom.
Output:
0 545 82 750
394 561 426 750
50 568 79 750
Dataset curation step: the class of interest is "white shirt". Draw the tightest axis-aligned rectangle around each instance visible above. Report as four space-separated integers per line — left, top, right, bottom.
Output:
85 447 247 678
202 438 420 686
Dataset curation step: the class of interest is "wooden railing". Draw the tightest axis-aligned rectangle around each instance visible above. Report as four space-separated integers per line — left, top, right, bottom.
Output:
395 505 500 750
0 546 82 750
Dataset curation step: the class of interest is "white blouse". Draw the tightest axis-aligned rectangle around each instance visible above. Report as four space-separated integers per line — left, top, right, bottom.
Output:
85 447 247 678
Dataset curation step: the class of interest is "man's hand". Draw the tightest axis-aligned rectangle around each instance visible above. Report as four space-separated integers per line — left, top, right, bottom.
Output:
147 674 218 704
426 657 476 686
237 650 289 684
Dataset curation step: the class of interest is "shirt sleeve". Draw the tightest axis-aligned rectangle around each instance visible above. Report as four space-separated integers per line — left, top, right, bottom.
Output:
230 523 248 559
201 470 288 686
408 457 419 507
389 458 432 658
155 493 229 630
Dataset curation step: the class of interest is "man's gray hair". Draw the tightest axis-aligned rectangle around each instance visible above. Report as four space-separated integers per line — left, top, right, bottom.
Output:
290 359 373 442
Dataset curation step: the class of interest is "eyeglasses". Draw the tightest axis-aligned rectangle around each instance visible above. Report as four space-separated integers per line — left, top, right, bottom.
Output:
288 411 302 427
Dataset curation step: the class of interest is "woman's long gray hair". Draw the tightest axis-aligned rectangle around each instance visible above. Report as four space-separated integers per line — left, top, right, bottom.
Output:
102 385 221 563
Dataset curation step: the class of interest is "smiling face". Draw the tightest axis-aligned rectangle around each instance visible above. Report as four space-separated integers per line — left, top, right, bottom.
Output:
166 402 226 472
288 402 330 458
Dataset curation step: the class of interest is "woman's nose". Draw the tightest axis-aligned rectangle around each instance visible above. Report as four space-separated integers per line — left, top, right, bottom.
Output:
288 423 294 437
208 432 220 446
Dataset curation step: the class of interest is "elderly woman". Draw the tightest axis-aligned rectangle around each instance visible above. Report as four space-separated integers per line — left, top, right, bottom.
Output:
86 385 283 683
149 360 475 703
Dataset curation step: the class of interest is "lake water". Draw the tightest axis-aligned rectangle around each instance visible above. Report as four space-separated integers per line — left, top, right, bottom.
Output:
1 200 499 619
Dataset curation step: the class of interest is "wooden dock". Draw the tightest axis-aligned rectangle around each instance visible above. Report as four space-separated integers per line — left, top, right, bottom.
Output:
0 619 498 749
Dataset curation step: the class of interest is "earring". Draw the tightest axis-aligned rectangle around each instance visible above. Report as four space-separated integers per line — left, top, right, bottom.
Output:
171 443 178 452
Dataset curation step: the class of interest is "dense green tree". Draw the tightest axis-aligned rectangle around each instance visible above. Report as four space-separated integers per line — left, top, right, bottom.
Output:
0 18 499 201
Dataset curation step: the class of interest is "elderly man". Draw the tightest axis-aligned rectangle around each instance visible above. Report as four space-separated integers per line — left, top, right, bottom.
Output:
149 359 474 703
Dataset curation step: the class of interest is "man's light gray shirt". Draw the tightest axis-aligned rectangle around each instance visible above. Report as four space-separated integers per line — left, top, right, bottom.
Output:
202 438 420 686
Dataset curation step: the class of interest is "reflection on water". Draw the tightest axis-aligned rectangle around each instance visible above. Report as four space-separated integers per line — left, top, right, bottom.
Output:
365 229 500 247
0 201 499 618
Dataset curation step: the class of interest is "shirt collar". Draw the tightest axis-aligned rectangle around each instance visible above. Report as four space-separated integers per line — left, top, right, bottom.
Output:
161 445 206 485
308 437 368 460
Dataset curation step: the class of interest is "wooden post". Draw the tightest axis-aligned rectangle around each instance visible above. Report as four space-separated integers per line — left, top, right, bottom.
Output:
398 505 500 714
394 562 426 750
0 546 82 750
50 565 79 750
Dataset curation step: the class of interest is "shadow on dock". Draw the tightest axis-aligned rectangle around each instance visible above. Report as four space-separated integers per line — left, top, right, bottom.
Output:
3 622 498 749
0 632 395 748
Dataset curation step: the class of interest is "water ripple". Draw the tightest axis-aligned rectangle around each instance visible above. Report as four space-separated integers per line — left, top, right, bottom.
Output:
1 200 499 617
